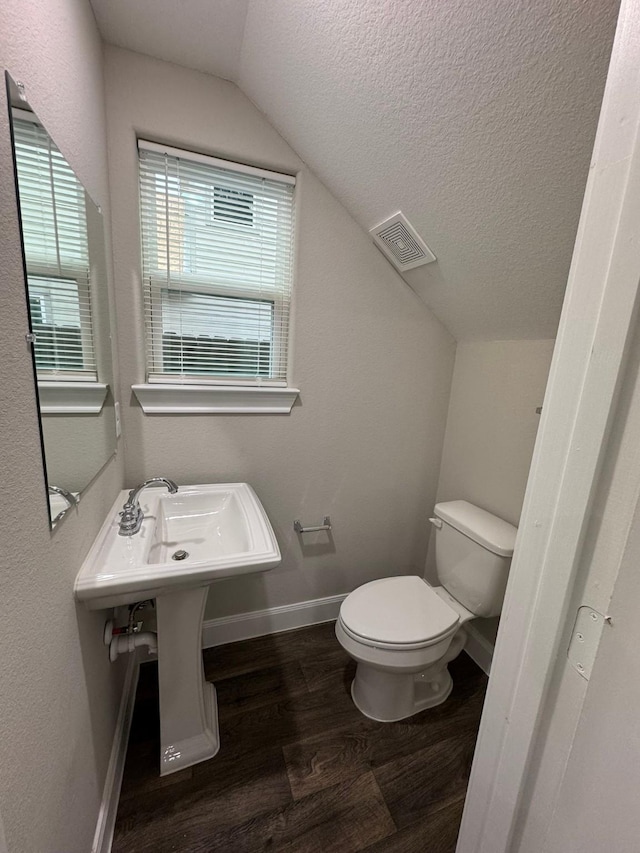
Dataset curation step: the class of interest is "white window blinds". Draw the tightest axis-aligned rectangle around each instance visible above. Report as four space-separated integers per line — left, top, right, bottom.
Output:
138 140 296 385
12 113 96 379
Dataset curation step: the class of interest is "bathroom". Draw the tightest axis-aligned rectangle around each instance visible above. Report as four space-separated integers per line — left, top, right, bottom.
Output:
2 0 635 851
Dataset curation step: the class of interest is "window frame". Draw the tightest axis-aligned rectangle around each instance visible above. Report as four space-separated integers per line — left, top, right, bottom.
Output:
26 265 96 381
144 274 288 388
138 140 296 388
12 108 97 382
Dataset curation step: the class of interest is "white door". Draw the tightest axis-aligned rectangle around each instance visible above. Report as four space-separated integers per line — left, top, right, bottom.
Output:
534 535 640 853
515 303 640 850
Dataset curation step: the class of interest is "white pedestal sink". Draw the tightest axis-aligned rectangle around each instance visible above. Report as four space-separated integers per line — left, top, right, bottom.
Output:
75 483 280 775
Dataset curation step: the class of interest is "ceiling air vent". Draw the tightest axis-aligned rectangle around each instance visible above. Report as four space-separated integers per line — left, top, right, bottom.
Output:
369 212 436 271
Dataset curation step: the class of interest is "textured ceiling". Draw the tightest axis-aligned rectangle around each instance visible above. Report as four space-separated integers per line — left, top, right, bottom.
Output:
90 0 620 340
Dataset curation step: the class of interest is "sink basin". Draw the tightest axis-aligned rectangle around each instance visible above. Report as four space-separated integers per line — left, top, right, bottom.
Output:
74 482 281 777
75 483 280 610
148 490 250 564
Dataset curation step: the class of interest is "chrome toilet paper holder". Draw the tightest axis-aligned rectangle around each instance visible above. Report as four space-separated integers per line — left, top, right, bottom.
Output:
294 516 332 534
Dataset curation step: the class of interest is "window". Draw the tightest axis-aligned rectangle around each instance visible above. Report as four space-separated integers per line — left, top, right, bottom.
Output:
12 113 96 379
138 141 295 385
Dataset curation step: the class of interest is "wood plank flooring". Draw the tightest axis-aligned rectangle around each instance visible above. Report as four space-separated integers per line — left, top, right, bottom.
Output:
112 622 487 853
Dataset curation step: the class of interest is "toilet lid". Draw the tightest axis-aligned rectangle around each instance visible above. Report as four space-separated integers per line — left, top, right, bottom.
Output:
339 576 459 646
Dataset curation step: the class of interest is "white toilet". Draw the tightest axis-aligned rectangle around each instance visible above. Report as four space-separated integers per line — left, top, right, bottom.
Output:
335 500 517 722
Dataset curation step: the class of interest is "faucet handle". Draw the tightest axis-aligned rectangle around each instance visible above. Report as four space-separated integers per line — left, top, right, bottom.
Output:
118 501 143 536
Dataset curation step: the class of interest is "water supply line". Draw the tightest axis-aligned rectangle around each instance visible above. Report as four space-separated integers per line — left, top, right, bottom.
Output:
104 600 157 662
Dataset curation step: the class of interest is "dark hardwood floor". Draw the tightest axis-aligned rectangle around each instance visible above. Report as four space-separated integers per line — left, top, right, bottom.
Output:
112 622 487 853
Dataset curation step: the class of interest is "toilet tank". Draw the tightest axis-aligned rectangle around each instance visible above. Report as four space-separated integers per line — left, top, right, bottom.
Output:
433 501 517 618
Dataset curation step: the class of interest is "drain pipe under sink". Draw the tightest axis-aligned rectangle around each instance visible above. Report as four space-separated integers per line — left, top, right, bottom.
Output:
109 631 157 663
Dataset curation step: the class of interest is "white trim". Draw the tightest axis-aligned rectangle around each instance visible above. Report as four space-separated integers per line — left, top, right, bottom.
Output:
11 106 37 124
201 593 493 676
147 374 288 387
457 4 640 851
132 383 299 414
201 593 347 648
38 381 108 414
137 139 297 185
464 623 494 676
92 655 139 853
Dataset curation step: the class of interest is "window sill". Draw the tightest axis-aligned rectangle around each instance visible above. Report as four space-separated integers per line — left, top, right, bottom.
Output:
131 383 300 414
38 381 109 414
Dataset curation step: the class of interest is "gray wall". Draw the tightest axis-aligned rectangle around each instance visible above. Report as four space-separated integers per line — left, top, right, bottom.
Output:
436 340 555 527
42 404 117 491
0 1 126 850
428 339 554 646
104 46 457 621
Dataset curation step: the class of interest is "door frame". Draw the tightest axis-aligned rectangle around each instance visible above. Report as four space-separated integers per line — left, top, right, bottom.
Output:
457 2 640 850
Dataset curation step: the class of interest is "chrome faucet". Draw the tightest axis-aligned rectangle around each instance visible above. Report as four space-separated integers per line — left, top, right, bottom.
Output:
48 484 79 508
118 477 178 536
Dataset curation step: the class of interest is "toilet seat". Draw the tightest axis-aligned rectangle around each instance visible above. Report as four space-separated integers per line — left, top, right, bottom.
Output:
339 576 460 651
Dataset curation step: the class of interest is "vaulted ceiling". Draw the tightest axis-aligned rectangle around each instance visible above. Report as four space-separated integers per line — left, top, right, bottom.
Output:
90 0 620 341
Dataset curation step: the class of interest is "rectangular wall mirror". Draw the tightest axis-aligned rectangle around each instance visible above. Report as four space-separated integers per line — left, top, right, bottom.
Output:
6 72 118 528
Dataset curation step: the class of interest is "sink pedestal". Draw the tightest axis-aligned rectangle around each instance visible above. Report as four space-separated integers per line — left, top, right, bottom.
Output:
156 586 220 775
74 483 281 777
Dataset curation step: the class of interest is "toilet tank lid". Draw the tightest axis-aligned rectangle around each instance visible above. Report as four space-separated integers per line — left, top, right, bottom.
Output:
434 501 517 557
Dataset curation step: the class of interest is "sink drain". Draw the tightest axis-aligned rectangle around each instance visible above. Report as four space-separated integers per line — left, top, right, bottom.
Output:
172 549 189 561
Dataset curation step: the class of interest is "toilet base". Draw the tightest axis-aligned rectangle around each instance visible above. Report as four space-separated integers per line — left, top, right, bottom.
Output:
345 627 467 722
350 663 454 722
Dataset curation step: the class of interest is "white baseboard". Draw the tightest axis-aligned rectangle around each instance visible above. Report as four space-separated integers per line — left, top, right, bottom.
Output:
202 592 496 678
464 622 494 676
202 593 347 648
92 653 140 853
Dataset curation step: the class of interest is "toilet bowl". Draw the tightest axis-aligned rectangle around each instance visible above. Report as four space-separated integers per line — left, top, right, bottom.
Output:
336 501 517 722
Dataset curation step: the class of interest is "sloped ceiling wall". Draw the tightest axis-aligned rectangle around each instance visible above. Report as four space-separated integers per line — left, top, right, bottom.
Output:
91 0 248 81
90 0 620 340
